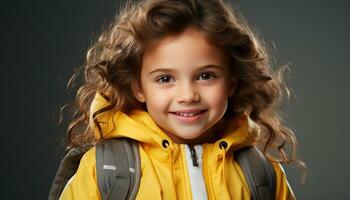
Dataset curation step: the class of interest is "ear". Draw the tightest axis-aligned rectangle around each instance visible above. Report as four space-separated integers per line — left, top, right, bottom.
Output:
131 79 146 103
228 77 237 97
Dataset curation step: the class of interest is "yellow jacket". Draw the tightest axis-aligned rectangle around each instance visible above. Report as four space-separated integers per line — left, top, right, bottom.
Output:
60 93 296 200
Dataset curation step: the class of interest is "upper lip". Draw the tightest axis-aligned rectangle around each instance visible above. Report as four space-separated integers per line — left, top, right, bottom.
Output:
170 109 207 113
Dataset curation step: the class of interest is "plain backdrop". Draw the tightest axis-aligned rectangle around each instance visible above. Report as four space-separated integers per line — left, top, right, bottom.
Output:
1 0 349 199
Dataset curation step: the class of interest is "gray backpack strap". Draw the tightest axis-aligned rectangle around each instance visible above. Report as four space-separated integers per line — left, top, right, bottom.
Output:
235 146 276 200
96 138 141 200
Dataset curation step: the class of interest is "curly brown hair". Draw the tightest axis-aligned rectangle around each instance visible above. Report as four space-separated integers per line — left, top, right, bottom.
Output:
61 0 306 177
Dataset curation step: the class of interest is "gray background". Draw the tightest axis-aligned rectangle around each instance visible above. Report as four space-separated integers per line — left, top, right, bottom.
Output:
1 0 349 199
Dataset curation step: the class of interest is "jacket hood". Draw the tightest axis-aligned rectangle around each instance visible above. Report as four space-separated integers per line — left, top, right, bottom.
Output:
89 92 258 152
61 92 295 200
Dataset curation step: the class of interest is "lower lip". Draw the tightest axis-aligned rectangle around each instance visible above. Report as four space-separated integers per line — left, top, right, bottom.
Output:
169 110 207 123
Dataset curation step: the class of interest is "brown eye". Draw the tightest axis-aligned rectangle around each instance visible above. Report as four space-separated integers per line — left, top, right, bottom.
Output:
198 72 216 80
155 75 174 84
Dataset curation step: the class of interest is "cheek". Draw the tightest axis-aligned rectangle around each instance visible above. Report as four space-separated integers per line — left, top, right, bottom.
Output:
144 88 171 110
203 84 229 108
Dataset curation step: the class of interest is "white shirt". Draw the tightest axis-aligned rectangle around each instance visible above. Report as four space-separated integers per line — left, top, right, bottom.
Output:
184 144 208 200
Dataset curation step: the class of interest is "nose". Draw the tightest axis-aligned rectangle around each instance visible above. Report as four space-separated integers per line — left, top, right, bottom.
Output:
176 82 200 104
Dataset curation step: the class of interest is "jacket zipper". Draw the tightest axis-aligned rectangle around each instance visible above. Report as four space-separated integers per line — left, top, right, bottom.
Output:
202 146 214 200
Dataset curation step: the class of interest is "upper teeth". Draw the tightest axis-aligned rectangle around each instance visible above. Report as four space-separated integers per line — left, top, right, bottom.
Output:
176 111 201 117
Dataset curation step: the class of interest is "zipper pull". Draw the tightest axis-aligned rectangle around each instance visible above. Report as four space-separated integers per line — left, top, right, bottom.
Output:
189 145 199 167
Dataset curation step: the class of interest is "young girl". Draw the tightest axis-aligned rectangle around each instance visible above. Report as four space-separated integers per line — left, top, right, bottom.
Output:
59 0 304 199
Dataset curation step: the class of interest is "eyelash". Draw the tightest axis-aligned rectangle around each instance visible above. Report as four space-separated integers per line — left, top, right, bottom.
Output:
156 75 173 84
155 71 217 84
198 72 217 80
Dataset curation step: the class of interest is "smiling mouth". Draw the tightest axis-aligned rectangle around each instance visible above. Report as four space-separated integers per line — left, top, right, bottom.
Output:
169 110 207 117
171 110 206 117
169 110 207 123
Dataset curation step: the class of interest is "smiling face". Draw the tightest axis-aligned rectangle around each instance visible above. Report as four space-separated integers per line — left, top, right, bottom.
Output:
131 27 236 144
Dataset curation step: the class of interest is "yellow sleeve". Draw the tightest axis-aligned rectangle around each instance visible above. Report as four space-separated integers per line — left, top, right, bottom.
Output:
59 147 101 200
273 162 296 200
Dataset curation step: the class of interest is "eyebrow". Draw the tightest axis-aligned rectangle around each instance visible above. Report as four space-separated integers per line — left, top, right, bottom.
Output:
147 64 224 76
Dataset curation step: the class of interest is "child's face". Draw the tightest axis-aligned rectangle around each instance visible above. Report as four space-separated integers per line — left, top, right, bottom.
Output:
132 27 236 143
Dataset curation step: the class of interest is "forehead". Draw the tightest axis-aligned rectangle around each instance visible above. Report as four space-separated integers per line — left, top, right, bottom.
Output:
142 27 230 73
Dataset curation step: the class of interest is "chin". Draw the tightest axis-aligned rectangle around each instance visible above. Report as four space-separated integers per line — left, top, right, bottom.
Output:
177 130 202 140
178 133 202 140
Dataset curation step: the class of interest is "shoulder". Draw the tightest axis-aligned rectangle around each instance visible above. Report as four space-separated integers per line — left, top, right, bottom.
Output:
81 146 96 167
73 146 97 175
59 147 101 200
271 162 286 179
270 162 296 200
